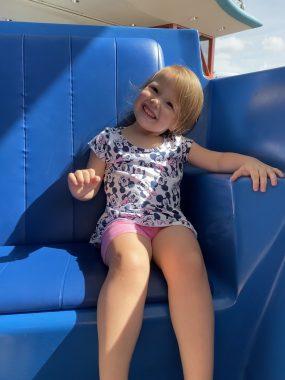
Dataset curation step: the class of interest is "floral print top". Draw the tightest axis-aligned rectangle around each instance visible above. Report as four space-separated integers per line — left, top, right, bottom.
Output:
88 126 197 245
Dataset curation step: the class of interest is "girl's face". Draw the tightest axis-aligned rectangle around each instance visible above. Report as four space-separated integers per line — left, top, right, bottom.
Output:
133 72 179 135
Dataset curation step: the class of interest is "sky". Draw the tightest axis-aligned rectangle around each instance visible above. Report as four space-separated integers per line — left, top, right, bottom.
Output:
214 0 285 76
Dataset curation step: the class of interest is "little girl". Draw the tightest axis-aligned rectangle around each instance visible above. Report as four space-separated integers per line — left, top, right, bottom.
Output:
68 65 284 380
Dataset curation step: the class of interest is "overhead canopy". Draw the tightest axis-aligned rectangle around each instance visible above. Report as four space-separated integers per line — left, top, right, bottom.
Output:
1 0 262 37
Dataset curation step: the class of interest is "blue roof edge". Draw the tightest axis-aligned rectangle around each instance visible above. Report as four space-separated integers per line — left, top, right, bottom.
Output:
215 0 262 28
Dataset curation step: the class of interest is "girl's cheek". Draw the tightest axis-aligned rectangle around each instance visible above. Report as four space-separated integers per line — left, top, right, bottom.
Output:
140 89 149 98
136 94 147 108
134 97 143 111
164 108 174 120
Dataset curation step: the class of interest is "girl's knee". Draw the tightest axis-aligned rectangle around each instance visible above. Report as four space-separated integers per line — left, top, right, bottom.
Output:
105 232 152 272
107 247 151 275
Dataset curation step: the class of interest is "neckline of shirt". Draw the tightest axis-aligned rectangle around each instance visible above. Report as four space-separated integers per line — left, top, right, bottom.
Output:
116 126 168 152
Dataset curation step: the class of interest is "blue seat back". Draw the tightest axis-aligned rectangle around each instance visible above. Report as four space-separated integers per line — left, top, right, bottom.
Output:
208 69 285 170
0 34 167 245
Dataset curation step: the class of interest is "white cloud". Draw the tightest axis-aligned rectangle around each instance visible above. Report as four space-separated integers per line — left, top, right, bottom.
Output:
214 2 285 76
214 72 240 78
216 36 246 52
258 63 270 71
214 52 243 76
215 52 231 61
262 36 285 52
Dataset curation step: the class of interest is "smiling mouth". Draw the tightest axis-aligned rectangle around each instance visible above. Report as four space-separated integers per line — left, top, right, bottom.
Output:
142 104 157 119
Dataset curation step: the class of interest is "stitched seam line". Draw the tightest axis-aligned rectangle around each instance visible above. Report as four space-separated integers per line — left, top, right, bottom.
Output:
59 255 72 309
115 38 118 125
22 35 27 244
69 36 75 242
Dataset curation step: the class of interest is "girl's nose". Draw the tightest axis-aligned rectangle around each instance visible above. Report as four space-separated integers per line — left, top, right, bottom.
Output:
150 98 159 107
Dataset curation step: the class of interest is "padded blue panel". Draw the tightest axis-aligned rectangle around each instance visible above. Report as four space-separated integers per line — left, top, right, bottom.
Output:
244 260 285 380
209 67 285 169
182 172 237 304
181 173 285 379
0 22 206 84
0 36 25 245
0 245 71 314
0 243 167 315
182 173 285 295
24 35 73 244
70 36 117 242
0 306 183 380
0 35 165 245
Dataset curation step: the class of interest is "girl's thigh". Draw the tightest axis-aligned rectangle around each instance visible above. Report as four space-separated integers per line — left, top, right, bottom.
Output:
104 232 153 271
151 225 205 279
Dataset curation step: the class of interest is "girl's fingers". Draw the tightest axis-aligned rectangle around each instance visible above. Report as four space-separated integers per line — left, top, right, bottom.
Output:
250 170 260 191
231 167 250 181
88 168 96 177
267 169 278 186
82 169 91 185
258 167 267 192
230 169 241 181
68 173 78 186
90 175 101 183
88 168 101 184
273 168 285 178
71 169 101 189
230 164 284 191
74 170 84 186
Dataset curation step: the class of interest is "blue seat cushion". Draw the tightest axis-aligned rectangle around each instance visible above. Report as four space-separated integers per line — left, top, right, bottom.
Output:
0 243 168 315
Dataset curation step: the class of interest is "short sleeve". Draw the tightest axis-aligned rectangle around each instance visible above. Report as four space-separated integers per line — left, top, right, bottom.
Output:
180 135 194 163
87 128 110 162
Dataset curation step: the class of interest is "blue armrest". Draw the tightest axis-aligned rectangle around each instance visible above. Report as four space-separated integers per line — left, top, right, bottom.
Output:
181 172 285 379
182 172 285 301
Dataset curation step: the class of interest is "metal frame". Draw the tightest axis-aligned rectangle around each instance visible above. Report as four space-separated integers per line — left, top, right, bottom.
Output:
152 23 215 78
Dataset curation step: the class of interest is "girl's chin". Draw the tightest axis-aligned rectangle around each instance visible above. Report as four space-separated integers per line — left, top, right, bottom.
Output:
136 123 167 135
139 112 157 123
136 116 156 128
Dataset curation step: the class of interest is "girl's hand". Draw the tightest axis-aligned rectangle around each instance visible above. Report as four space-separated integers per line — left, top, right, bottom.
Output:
68 169 102 199
230 159 284 192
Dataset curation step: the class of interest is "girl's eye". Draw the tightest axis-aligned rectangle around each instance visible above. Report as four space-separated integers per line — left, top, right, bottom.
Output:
150 85 158 93
166 101 174 109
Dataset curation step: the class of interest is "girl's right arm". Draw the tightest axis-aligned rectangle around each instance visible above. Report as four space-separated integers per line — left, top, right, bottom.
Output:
67 151 106 201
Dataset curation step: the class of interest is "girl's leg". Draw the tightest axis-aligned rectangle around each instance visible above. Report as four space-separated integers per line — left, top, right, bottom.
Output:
152 225 214 380
97 233 152 380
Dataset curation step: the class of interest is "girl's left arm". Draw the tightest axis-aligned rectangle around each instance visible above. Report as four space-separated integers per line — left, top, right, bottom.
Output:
188 141 284 192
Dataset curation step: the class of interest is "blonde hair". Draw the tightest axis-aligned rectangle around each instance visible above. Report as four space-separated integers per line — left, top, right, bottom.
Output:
142 65 204 135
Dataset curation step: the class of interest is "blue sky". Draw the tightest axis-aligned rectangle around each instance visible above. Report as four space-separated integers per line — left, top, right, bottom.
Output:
214 0 285 76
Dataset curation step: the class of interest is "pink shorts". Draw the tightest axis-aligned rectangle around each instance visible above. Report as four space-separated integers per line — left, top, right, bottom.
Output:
101 219 164 266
